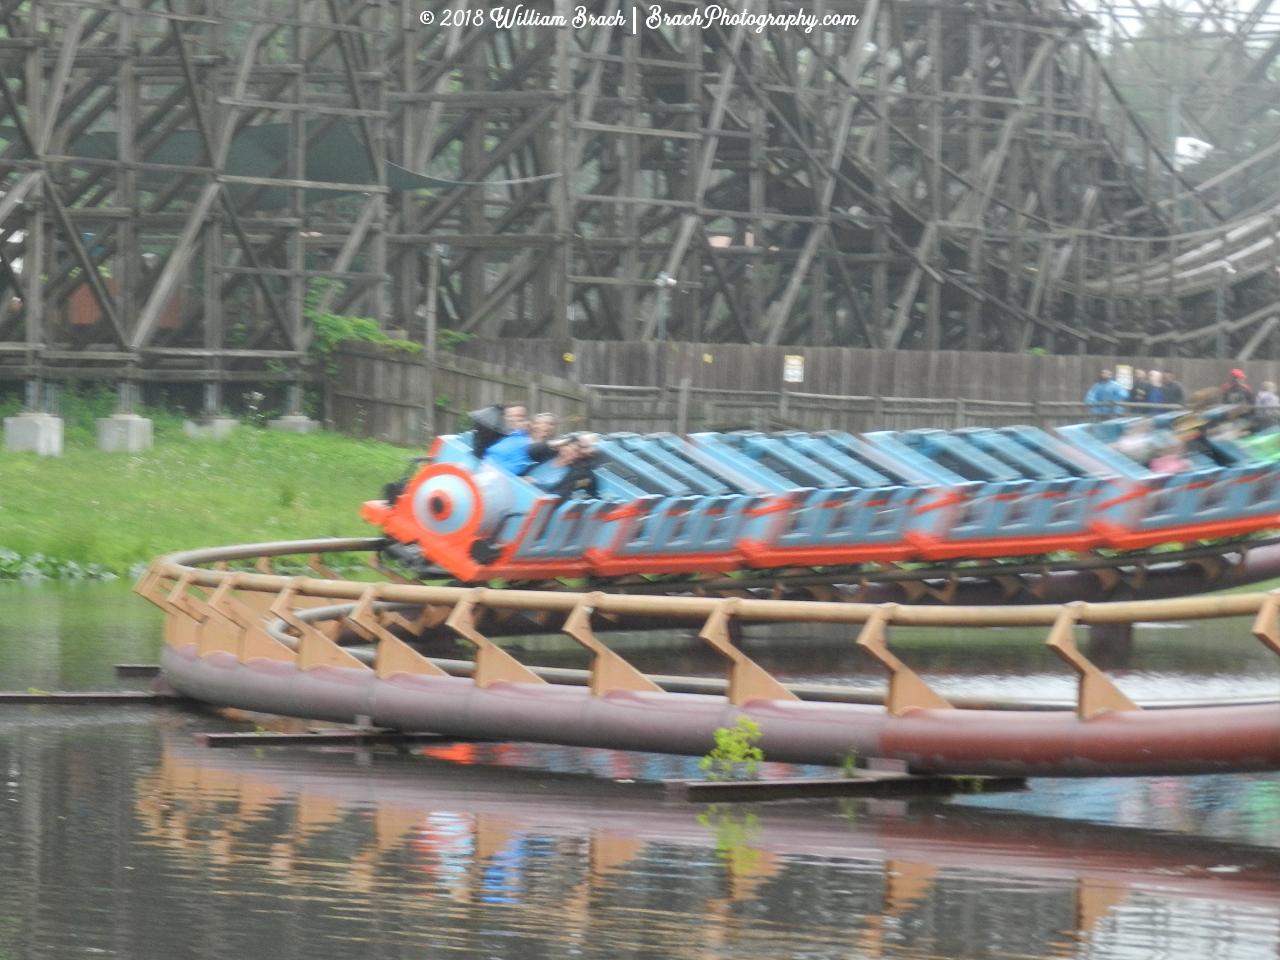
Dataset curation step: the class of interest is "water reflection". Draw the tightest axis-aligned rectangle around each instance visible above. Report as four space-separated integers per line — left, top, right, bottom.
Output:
129 728 1280 959
0 711 1275 958
958 773 1280 846
3 584 1280 956
0 581 163 690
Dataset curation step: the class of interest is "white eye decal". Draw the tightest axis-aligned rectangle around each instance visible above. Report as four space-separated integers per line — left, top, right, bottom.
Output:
413 473 476 536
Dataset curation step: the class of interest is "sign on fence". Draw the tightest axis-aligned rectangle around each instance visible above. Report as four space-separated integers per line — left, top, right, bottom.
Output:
783 355 805 383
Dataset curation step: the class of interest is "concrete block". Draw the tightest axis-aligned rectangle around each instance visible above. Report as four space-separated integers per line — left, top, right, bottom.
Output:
183 416 238 440
5 413 63 456
97 414 154 452
268 415 321 434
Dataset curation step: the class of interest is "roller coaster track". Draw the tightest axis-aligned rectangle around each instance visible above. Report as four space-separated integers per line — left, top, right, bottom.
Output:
389 534 1280 606
1084 202 1280 298
139 536 1280 778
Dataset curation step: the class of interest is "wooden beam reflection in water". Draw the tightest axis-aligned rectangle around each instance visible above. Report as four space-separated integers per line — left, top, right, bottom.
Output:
130 741 1280 960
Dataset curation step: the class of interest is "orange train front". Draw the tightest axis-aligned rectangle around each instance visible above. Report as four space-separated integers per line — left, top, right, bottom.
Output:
363 412 1280 583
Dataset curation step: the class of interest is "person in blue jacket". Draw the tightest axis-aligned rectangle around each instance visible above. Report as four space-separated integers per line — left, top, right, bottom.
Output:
484 411 562 475
1085 369 1128 416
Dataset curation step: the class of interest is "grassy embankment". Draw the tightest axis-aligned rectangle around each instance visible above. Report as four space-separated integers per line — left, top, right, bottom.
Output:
0 393 415 577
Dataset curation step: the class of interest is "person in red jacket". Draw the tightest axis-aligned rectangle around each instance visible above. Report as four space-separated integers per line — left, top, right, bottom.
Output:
1222 369 1256 406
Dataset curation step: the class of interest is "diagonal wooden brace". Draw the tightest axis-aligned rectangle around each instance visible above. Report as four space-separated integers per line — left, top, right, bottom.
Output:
269 578 368 671
698 599 798 705
347 584 447 678
446 590 545 687
367 553 414 584
993 574 1023 601
309 554 342 580
923 572 959 604
138 570 203 655
562 593 661 696
1045 605 1140 719
133 565 165 606
1250 590 1280 658
186 577 248 657
148 572 236 659
135 566 176 614
205 575 296 663
166 571 208 622
856 604 953 715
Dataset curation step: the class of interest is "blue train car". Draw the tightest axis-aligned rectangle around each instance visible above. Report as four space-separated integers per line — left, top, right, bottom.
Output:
364 415 1280 582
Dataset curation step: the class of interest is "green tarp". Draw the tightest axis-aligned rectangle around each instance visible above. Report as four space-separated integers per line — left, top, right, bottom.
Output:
2 119 485 208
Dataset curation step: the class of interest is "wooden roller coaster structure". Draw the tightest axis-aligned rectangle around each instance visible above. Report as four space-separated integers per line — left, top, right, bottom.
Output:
7 0 1280 415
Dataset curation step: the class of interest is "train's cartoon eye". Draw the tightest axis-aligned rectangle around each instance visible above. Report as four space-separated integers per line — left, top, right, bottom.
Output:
412 472 476 536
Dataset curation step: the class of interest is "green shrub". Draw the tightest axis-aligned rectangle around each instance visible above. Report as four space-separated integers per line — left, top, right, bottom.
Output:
699 716 764 781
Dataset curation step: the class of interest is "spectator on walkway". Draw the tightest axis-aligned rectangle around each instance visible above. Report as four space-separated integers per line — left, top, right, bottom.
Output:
1222 369 1256 406
1258 381 1279 424
1129 369 1151 405
1085 369 1128 416
1161 372 1185 407
1146 371 1164 405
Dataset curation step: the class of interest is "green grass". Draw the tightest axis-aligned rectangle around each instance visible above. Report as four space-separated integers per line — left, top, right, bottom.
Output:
0 408 415 573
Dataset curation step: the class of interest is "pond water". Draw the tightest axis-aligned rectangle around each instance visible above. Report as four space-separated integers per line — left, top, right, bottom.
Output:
0 581 1278 959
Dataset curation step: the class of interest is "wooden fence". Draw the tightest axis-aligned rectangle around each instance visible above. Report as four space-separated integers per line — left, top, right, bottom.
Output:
329 343 589 446
329 342 1164 446
453 337 1280 405
586 382 1152 435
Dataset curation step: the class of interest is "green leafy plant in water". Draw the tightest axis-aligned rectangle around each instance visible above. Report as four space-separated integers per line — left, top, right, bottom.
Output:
0 547 116 581
837 798 862 824
841 748 860 779
696 804 762 871
699 716 764 781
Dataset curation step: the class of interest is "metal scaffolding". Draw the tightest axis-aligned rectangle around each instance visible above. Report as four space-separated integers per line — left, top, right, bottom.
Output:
3 0 1280 406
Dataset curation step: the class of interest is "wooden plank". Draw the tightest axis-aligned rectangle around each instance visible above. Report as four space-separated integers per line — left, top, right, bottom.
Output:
663 774 1027 802
194 730 459 748
0 691 184 704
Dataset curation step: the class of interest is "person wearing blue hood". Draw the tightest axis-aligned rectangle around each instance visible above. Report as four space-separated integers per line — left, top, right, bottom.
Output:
1085 369 1128 416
